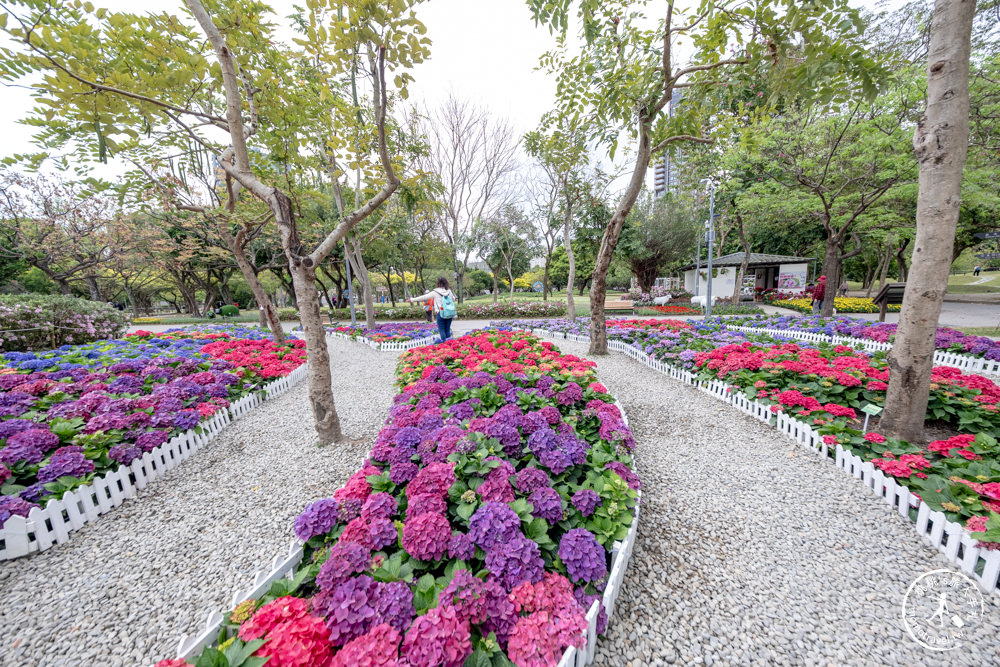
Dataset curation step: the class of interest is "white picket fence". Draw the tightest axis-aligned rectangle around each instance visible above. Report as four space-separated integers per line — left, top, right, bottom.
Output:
325 331 439 352
0 363 309 561
175 388 642 665
729 325 1000 376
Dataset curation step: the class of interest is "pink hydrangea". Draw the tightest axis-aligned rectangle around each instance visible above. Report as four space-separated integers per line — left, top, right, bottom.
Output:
330 623 401 667
407 492 447 518
506 610 586 667
402 512 450 561
863 432 886 444
400 604 471 667
405 462 456 499
334 469 373 504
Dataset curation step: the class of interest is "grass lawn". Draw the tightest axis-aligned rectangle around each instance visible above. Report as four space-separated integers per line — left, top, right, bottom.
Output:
132 313 264 325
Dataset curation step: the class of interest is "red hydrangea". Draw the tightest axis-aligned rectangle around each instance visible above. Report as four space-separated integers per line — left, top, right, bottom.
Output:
237 596 333 667
405 461 456 499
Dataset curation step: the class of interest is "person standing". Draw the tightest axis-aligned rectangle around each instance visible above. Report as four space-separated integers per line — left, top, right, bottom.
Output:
812 275 827 314
974 264 981 276
410 277 457 342
839 279 849 297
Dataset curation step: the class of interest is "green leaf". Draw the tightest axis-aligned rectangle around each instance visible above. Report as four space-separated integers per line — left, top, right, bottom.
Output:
194 648 229 667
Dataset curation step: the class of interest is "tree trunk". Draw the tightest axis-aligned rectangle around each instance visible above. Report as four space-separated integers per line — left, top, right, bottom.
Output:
882 0 975 443
347 234 375 328
564 199 576 320
491 271 499 303
732 208 751 305
819 235 841 317
877 244 894 294
56 277 72 295
507 261 515 301
589 125 651 354
85 273 101 301
896 239 911 281
269 189 344 444
542 255 551 301
228 234 284 342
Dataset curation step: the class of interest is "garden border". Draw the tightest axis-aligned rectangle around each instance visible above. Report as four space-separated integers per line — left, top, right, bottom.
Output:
324 331 440 352
173 387 641 666
0 363 309 560
728 325 1000 376
528 326 1000 596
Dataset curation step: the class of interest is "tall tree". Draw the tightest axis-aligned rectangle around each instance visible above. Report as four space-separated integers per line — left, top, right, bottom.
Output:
417 94 519 303
881 0 977 443
0 0 429 443
618 190 698 292
529 0 886 353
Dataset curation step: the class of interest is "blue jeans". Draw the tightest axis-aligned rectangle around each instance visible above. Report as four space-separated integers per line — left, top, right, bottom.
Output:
436 314 453 342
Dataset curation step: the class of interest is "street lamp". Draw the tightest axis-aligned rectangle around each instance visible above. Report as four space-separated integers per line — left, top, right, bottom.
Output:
700 179 717 318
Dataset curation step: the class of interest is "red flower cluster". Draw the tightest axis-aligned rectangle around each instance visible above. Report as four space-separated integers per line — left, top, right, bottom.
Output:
397 331 596 386
199 338 306 380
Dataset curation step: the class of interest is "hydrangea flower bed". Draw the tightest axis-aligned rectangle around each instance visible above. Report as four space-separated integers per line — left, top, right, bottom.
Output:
169 330 639 667
517 317 1000 549
634 304 702 315
0 325 305 524
712 314 1000 361
328 322 439 344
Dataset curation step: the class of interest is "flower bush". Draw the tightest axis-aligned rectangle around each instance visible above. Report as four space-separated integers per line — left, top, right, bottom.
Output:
0 325 305 512
328 322 438 344
626 286 691 306
174 330 639 667
634 304 701 315
0 294 130 352
515 316 1000 547
715 313 1000 361
461 301 567 319
773 296 901 314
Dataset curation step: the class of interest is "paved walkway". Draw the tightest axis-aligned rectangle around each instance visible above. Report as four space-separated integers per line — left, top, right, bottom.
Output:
543 338 1000 667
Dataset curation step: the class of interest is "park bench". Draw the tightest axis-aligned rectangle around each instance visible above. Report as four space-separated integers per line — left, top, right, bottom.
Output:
873 282 906 322
604 299 634 313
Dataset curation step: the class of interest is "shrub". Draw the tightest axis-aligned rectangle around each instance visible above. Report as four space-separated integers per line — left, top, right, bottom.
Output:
0 294 129 352
220 305 240 317
461 300 566 318
132 317 163 324
277 308 300 321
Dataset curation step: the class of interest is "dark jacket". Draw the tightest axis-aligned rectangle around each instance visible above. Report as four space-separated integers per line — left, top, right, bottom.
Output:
812 281 827 301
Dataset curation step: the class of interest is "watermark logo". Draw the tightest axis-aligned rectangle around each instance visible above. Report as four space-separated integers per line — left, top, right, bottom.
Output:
902 569 984 651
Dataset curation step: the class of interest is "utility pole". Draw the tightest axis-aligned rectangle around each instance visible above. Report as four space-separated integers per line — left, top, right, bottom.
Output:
694 228 702 296
701 179 716 316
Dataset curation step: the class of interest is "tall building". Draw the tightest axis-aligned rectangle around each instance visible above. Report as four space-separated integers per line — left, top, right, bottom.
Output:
653 89 685 198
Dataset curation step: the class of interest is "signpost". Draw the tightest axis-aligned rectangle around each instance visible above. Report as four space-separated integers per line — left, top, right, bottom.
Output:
532 280 544 293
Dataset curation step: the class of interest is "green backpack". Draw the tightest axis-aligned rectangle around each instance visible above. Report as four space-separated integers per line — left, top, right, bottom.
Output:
439 292 456 319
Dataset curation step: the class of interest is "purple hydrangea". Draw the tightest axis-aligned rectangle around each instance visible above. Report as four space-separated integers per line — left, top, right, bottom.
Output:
558 528 607 584
315 541 371 590
172 409 201 431
529 487 563 523
557 382 583 406
136 429 171 453
485 534 545 591
571 489 601 517
294 498 340 541
0 428 59 465
312 574 378 646
19 482 51 504
574 588 608 635
448 531 476 560
372 580 415 634
389 461 419 485
0 419 35 439
515 467 551 494
0 495 38 523
367 517 399 550
468 501 522 551
394 426 422 448
108 444 143 466
441 570 487 623
337 497 363 523
37 450 94 484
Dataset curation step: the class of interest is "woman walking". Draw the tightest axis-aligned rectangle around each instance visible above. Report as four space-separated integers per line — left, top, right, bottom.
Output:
410 277 457 342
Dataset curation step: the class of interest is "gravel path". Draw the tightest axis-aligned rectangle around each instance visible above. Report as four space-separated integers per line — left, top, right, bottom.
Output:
543 338 1000 667
0 338 397 666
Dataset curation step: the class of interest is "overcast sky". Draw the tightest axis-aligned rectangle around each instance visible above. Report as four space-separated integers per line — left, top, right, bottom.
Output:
0 0 908 181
